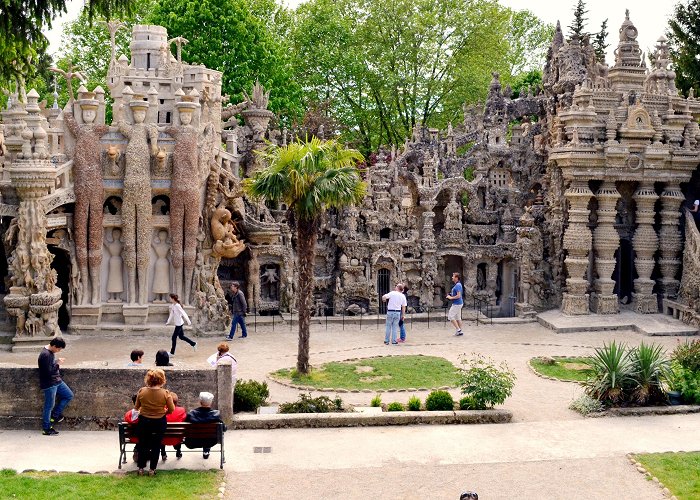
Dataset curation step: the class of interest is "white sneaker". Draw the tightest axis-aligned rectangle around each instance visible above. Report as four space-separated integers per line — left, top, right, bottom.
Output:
169 352 176 357
193 343 198 352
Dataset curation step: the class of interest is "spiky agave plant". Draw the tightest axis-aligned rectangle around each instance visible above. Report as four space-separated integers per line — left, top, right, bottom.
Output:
630 342 671 404
584 341 634 404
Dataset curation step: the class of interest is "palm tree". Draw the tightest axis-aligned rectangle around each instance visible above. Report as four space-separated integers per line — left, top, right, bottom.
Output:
244 138 366 374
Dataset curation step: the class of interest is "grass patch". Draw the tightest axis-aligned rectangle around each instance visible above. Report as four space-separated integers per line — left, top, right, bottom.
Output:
634 452 700 499
273 355 459 390
0 469 222 500
529 356 593 382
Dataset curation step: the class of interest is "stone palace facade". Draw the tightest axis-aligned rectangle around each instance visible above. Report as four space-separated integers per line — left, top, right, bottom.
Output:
1 12 700 349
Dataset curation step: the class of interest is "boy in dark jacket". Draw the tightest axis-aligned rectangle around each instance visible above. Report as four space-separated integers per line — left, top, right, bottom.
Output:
38 337 74 435
185 391 226 458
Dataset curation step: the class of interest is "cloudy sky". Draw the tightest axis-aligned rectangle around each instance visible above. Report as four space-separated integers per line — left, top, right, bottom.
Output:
46 0 677 65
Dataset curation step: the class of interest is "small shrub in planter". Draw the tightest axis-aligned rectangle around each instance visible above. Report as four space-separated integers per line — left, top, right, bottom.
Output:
278 393 344 413
458 353 516 409
669 364 700 404
234 379 269 412
370 394 382 407
407 396 421 411
387 402 405 412
672 339 700 372
583 341 633 404
629 342 671 405
425 390 454 411
459 396 476 410
568 394 605 416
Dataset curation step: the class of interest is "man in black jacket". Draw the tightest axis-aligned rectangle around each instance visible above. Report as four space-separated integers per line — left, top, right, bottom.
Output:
225 282 248 340
185 391 226 458
38 337 74 435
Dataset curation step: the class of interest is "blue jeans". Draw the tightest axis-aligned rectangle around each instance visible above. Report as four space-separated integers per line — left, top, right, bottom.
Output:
42 381 73 430
399 320 406 341
228 313 248 338
384 311 401 343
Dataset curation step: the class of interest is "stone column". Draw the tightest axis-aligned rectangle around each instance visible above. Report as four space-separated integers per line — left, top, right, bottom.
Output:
561 179 593 315
657 183 684 299
420 201 437 311
632 182 659 313
591 182 621 314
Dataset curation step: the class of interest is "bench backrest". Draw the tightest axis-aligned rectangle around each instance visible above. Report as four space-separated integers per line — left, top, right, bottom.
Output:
119 422 223 443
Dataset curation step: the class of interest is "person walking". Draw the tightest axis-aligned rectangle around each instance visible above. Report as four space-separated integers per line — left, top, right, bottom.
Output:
38 337 74 435
167 293 196 356
382 283 407 345
134 369 175 476
447 272 464 336
225 282 248 340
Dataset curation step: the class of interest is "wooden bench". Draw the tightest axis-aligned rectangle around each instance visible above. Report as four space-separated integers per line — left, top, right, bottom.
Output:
118 422 226 469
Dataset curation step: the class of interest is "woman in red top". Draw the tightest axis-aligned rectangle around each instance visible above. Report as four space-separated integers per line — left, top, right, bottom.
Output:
161 392 186 460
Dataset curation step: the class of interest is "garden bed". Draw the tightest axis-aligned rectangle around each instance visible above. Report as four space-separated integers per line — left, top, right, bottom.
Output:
528 356 592 382
230 409 512 429
270 355 459 391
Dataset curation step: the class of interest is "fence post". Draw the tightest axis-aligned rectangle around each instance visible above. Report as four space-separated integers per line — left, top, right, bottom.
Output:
342 309 345 331
254 308 257 332
443 305 447 325
427 308 430 328
272 313 275 331
325 308 329 331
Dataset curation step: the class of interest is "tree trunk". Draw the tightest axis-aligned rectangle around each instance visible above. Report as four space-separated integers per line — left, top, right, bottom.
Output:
295 216 318 374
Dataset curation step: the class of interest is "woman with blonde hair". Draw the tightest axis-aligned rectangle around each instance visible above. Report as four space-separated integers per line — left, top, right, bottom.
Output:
134 369 174 476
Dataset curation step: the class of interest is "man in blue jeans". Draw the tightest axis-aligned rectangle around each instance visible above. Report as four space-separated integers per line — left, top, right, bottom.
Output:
382 283 407 345
38 337 74 435
225 282 248 339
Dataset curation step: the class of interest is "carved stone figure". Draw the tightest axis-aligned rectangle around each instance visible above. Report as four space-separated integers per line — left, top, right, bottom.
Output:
64 95 109 304
151 229 171 303
164 100 201 304
211 204 245 258
118 100 158 304
104 227 124 302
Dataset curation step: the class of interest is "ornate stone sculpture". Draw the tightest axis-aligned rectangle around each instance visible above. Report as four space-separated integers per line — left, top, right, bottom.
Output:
64 93 109 305
118 100 158 304
163 99 201 303
104 227 124 302
211 204 245 259
151 229 171 303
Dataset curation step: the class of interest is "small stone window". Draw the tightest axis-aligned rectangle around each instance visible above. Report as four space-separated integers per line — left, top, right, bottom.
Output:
379 228 391 240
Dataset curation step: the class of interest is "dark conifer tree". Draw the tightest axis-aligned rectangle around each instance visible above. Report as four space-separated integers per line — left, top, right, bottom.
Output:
567 0 589 41
593 18 609 62
667 0 700 95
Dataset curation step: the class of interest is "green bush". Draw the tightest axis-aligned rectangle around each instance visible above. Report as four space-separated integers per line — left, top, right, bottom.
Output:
672 339 700 372
584 341 634 404
669 364 700 404
424 390 454 411
387 402 405 412
278 393 344 414
234 379 269 412
568 394 605 416
459 396 475 410
458 354 516 410
463 166 475 181
407 396 421 411
370 394 382 407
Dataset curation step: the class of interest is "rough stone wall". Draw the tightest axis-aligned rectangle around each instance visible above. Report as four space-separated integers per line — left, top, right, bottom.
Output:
0 364 233 429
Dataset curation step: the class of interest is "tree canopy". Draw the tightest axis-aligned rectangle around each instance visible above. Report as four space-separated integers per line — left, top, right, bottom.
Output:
667 0 700 95
148 0 303 119
0 0 135 88
568 0 589 40
290 0 552 154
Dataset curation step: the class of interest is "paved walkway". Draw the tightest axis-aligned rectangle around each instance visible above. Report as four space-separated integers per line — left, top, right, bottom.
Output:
0 320 695 498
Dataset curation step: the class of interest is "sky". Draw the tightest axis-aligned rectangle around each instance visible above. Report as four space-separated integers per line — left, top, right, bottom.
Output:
46 0 677 65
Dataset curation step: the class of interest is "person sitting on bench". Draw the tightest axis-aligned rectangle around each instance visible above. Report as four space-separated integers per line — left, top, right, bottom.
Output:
184 391 226 459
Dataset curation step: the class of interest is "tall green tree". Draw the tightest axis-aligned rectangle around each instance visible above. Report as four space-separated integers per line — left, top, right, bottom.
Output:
244 139 366 374
291 0 551 154
593 19 609 62
567 0 589 40
667 0 700 95
0 0 135 89
148 0 303 120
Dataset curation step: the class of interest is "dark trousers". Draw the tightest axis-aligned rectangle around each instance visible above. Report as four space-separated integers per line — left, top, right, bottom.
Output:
137 415 167 470
171 325 195 354
228 313 248 338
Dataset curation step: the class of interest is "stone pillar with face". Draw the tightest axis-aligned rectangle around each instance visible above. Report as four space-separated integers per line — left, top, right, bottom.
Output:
164 99 200 304
64 93 109 305
118 100 157 304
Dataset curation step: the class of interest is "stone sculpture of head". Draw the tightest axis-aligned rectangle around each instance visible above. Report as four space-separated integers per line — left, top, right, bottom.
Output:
158 229 168 242
112 227 122 240
129 100 149 124
175 100 199 126
78 98 99 124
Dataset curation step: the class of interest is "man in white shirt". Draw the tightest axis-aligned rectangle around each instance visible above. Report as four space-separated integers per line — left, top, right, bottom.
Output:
382 283 407 345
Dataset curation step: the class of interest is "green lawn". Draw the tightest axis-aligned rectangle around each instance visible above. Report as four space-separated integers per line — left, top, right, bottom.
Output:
272 355 459 390
529 356 593 382
634 452 700 500
0 469 222 500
